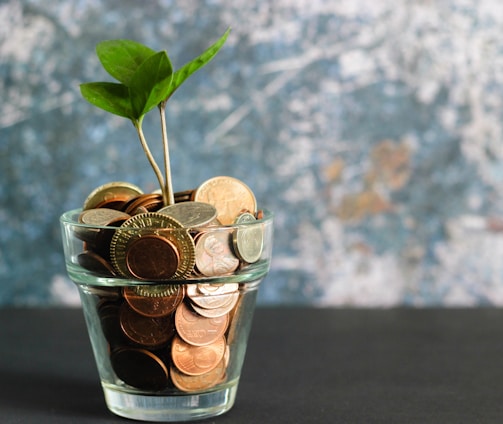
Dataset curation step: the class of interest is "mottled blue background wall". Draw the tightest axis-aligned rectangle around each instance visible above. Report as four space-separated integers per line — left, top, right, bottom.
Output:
2 0 503 306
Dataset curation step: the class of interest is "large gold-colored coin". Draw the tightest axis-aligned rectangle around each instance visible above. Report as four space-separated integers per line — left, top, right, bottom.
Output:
110 212 195 280
192 176 257 225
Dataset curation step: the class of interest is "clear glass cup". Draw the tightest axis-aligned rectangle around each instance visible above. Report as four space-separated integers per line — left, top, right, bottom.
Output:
60 208 273 422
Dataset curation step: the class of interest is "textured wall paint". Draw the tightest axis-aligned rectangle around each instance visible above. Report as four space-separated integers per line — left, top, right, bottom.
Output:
1 0 503 306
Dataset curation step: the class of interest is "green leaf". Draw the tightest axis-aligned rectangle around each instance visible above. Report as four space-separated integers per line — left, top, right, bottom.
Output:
129 51 174 119
165 28 231 101
96 39 156 85
80 82 133 119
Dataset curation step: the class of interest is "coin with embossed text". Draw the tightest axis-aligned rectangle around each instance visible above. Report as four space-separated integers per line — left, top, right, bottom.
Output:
171 335 226 376
175 301 229 346
110 212 195 280
170 356 227 392
194 231 239 277
123 284 184 317
158 201 218 228
192 176 256 225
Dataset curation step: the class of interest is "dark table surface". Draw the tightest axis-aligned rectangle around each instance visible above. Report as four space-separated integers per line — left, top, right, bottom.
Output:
1 307 503 423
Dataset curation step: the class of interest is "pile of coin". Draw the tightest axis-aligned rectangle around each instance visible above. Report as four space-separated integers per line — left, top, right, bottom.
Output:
75 176 265 281
74 176 265 393
97 281 242 392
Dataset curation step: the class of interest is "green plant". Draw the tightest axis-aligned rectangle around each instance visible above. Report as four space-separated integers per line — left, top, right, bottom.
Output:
80 28 231 206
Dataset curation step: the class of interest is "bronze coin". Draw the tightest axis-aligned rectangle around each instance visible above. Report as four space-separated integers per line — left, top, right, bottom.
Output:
170 356 227 392
125 234 180 280
119 303 175 348
175 302 229 346
194 230 239 277
171 335 226 376
83 181 144 211
192 176 257 225
123 285 184 318
111 347 169 390
124 193 163 215
77 250 116 276
98 301 125 348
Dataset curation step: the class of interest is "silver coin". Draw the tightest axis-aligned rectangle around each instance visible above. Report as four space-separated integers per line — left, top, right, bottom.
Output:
232 212 264 263
158 201 218 228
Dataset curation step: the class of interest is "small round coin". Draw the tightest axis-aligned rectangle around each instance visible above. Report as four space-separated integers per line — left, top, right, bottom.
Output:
171 335 226 376
190 293 239 318
232 212 264 263
119 303 175 348
174 301 229 346
83 181 144 211
186 283 239 310
123 285 184 317
170 356 227 392
125 234 180 280
192 176 257 225
194 231 239 277
111 347 169 390
158 201 218 228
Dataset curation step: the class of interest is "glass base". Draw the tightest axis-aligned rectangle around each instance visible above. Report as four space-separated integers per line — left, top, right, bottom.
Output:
102 382 238 422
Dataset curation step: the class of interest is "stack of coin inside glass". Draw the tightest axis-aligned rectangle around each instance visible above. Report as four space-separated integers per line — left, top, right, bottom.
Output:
75 176 265 392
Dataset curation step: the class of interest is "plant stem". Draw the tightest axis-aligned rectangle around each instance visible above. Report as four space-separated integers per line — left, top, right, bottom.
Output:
159 102 174 206
133 118 167 205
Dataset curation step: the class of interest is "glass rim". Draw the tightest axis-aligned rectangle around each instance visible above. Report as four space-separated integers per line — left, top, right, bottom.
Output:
60 207 274 231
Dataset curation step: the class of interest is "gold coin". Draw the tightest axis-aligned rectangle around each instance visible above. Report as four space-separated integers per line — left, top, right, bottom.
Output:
171 335 226 376
83 181 143 210
192 176 257 225
232 212 264 263
110 212 195 280
194 231 239 277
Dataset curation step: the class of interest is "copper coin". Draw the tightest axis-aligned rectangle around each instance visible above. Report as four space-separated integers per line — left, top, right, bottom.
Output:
175 302 229 346
171 335 226 376
119 303 175 348
98 301 125 348
125 234 180 280
111 347 169 390
170 356 227 392
123 285 184 318
192 176 257 225
194 230 239 277
77 250 116 276
232 212 264 263
83 181 144 211
123 193 163 215
174 189 195 203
